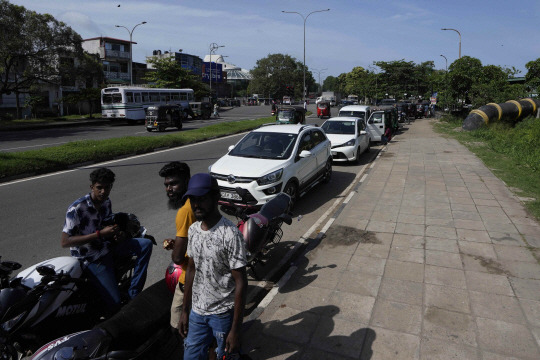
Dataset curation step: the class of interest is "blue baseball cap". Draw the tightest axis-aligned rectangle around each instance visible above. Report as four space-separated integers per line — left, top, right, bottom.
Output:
183 173 219 198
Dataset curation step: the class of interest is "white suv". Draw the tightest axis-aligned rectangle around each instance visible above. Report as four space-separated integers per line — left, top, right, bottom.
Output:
209 124 332 210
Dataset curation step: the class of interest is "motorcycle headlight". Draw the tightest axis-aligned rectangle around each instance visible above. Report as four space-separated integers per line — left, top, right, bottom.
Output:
1 311 26 332
343 139 356 147
257 169 283 186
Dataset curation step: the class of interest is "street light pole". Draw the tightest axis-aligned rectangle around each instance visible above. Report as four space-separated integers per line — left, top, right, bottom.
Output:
282 9 330 103
441 28 461 59
115 21 146 86
440 54 448 72
209 42 224 100
312 68 327 94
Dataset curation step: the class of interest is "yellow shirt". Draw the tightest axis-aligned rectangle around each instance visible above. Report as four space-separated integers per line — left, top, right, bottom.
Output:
175 198 196 284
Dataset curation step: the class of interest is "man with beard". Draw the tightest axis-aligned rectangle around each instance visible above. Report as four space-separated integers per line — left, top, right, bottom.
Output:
180 173 248 360
159 161 196 330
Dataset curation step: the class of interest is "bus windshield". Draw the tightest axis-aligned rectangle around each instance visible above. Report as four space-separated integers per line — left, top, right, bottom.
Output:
103 93 122 104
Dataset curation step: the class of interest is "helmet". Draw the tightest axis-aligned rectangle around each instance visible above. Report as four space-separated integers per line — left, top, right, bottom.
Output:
165 262 182 293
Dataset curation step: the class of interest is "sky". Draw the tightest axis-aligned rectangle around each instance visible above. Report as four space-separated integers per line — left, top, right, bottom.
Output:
10 0 540 82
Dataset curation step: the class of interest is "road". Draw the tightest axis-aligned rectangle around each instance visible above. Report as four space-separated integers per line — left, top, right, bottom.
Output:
0 104 274 153
0 104 379 307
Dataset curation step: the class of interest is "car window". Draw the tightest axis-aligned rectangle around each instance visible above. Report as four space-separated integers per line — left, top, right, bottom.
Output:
311 130 326 146
371 113 383 124
298 133 313 152
229 131 297 159
321 121 355 135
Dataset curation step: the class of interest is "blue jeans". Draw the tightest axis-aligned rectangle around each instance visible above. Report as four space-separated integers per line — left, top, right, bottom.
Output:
183 309 234 360
86 237 153 312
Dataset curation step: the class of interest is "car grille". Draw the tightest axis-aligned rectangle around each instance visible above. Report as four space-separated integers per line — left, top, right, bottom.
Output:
211 173 257 184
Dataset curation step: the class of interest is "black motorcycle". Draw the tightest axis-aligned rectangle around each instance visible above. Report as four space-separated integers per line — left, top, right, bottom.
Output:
0 213 155 360
28 279 179 360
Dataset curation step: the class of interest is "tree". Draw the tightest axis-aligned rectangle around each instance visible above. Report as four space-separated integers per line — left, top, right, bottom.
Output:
144 56 208 100
248 53 314 100
447 56 483 106
0 0 83 118
525 58 540 95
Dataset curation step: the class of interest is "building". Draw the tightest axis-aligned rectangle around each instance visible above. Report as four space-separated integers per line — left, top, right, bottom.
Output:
203 55 251 98
146 50 203 76
82 37 135 85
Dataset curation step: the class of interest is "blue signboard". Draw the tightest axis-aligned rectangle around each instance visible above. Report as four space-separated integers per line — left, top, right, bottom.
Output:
202 62 223 83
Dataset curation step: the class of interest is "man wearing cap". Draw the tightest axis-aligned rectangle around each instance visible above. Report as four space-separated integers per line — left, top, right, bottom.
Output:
179 173 248 360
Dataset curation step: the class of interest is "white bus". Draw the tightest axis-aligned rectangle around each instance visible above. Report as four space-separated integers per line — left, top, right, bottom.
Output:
101 87 194 122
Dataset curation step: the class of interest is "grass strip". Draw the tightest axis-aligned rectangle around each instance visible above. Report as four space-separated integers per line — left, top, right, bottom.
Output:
433 115 540 221
0 116 277 180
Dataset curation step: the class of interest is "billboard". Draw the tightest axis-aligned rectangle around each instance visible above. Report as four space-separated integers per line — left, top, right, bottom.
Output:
202 62 223 83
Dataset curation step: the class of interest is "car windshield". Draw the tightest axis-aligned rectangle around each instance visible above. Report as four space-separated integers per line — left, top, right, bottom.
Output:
321 121 355 135
229 131 298 159
338 110 365 120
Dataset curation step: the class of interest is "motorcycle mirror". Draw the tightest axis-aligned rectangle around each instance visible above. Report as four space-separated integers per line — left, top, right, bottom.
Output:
36 265 56 277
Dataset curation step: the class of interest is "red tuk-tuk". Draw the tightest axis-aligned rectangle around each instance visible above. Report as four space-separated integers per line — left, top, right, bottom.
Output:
317 101 331 118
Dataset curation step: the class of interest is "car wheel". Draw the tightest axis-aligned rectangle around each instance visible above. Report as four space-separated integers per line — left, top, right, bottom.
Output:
175 119 183 130
283 180 298 211
146 128 152 132
322 159 332 183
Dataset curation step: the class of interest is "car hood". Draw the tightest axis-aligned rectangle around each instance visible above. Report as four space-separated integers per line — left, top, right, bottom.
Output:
326 134 355 147
210 154 286 178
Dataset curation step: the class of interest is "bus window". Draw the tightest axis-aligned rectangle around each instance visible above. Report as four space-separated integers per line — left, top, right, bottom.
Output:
160 92 169 102
188 92 193 101
150 92 160 102
142 92 149 102
134 93 141 103
126 92 134 103
180 92 187 101
171 92 180 101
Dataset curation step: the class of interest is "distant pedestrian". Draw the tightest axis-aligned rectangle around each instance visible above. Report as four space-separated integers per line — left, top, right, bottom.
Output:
303 100 307 111
213 103 219 118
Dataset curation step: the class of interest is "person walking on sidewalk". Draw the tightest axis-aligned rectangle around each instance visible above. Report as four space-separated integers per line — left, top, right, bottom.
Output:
213 103 220 118
180 173 248 360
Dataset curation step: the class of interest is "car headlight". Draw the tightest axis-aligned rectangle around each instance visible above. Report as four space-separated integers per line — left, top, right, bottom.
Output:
343 139 355 147
257 169 283 185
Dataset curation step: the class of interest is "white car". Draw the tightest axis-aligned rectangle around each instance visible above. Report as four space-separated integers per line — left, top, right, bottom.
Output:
209 124 332 210
320 117 371 163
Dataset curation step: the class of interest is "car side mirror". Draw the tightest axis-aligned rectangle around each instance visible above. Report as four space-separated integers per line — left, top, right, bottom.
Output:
368 119 374 124
299 150 312 158
228 145 235 152
360 130 367 135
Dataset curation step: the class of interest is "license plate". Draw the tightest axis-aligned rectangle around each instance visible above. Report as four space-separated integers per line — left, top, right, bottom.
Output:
220 191 242 200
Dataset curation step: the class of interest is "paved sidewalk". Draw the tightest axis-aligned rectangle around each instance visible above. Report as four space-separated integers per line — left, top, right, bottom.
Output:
241 118 540 359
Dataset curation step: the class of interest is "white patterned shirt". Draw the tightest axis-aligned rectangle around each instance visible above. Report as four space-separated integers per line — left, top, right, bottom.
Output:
187 216 247 315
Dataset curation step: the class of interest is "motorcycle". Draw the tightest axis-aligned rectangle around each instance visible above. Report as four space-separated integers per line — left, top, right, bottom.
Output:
221 190 293 278
0 213 155 360
27 279 179 360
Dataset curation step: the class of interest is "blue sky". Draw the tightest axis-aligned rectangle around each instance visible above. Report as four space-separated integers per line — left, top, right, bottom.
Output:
11 0 540 81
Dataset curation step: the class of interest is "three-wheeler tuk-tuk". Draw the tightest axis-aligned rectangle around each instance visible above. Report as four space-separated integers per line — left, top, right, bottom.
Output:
190 102 212 119
145 104 183 132
275 105 306 124
317 101 332 118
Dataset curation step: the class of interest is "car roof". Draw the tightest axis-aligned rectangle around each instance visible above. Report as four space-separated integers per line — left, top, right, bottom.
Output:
254 124 315 134
324 117 362 122
339 105 371 111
